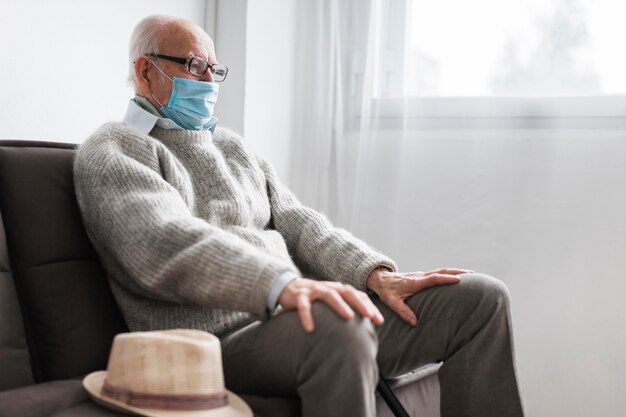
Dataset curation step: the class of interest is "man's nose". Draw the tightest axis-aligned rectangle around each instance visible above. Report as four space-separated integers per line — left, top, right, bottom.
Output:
200 70 215 82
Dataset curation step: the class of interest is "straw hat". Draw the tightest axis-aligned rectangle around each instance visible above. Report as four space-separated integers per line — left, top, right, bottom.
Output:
83 329 252 417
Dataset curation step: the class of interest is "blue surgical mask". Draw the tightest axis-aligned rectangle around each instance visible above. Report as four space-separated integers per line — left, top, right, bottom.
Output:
150 61 219 130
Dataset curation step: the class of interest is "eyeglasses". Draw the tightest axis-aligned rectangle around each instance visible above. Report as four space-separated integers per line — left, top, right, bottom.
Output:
145 53 229 82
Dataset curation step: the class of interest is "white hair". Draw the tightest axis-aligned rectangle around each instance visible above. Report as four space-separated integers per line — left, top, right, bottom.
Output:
127 15 171 90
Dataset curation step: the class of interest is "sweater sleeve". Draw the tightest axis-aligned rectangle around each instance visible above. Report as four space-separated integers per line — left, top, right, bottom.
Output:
257 157 398 291
74 131 298 320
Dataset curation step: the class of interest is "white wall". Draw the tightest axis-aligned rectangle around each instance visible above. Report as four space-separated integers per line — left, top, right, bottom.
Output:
0 0 206 143
243 0 298 183
212 0 298 182
211 0 247 135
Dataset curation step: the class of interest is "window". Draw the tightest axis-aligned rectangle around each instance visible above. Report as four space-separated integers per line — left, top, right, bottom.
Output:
405 0 626 97
359 0 626 129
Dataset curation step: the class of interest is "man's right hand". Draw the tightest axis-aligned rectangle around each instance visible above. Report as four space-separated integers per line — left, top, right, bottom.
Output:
278 278 384 333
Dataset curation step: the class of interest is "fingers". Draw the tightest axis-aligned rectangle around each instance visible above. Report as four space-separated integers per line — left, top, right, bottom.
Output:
424 268 473 276
284 279 387 332
317 284 386 325
317 288 355 321
297 293 315 333
339 286 385 325
359 292 385 325
418 273 462 289
387 298 417 327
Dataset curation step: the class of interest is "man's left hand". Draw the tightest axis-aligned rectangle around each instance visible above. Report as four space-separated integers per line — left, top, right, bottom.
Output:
366 268 472 326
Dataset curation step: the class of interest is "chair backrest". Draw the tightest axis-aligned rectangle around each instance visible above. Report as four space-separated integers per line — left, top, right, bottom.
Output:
0 140 127 383
0 208 33 390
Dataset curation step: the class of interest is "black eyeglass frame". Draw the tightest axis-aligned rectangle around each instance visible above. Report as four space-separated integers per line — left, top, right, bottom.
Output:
145 53 228 81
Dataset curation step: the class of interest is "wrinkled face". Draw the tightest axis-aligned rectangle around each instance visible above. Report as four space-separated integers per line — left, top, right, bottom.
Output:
139 21 218 110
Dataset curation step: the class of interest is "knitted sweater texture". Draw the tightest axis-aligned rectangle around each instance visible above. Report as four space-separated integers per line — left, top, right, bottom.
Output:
74 122 397 335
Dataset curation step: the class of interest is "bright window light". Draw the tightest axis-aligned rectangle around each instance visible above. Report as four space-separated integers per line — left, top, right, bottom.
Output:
407 0 626 96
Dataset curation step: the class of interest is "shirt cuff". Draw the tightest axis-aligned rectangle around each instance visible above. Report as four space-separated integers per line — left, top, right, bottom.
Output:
267 271 299 314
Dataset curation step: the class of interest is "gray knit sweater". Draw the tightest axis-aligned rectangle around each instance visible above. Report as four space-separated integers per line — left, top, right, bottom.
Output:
74 122 397 335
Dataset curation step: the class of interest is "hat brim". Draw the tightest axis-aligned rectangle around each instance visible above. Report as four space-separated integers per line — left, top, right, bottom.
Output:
83 371 252 417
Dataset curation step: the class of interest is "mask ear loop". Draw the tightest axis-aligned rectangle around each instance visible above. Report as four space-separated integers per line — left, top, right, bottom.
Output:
148 59 173 108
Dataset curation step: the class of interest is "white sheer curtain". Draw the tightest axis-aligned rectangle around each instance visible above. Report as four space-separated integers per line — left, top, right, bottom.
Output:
290 1 626 417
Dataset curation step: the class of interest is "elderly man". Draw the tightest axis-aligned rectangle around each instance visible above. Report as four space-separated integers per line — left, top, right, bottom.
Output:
74 15 524 417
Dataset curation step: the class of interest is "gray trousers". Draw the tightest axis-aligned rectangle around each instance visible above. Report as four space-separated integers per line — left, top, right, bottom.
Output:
220 273 525 417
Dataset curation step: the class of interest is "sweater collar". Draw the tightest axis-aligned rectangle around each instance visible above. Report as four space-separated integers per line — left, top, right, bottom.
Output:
148 126 214 146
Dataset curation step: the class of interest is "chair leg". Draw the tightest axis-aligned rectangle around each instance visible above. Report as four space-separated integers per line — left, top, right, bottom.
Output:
377 374 410 417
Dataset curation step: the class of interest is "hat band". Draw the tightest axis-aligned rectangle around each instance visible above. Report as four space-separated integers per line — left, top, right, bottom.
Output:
101 380 229 411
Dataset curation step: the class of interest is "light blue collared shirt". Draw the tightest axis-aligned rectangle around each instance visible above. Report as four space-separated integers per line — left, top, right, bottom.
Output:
122 97 297 313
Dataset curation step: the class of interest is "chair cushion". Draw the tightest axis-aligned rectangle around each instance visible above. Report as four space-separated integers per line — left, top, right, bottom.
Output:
0 365 440 417
0 380 91 417
0 141 127 382
0 379 294 417
0 380 294 417
0 209 34 390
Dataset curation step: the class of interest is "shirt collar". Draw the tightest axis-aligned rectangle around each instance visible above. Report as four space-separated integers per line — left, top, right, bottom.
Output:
123 96 186 134
133 95 162 117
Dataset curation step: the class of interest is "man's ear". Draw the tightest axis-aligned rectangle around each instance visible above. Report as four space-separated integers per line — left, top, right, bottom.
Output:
134 55 152 93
